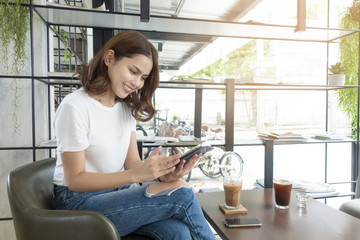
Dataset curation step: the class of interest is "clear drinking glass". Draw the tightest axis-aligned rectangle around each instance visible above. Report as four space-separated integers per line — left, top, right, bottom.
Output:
296 192 308 208
273 178 292 210
223 176 243 209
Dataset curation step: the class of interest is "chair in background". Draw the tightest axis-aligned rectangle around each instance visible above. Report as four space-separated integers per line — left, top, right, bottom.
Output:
339 175 360 219
7 158 151 240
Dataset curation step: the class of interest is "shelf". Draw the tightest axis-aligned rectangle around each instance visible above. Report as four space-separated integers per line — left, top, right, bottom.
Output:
233 138 356 147
268 138 357 145
234 83 359 91
32 74 360 91
22 138 356 151
160 81 225 90
312 192 355 199
34 72 80 85
33 4 359 43
158 81 359 91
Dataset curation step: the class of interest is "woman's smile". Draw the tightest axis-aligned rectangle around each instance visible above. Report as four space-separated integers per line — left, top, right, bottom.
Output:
123 83 134 94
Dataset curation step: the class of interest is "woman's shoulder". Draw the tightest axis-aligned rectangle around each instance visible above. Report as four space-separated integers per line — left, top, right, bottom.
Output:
56 88 90 113
60 88 89 106
62 88 86 100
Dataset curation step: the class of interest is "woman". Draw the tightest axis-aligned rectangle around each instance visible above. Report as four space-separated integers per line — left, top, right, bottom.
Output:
53 30 216 240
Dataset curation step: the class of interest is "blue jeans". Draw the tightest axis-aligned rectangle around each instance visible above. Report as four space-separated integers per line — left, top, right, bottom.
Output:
53 184 216 240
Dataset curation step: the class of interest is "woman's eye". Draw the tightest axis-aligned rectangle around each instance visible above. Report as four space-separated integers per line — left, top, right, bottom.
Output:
130 69 137 74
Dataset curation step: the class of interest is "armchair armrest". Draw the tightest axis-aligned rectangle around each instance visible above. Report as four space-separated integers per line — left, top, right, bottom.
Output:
339 199 360 219
14 208 120 240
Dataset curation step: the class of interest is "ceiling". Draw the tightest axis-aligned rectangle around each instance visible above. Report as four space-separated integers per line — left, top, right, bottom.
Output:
36 0 358 78
113 0 262 73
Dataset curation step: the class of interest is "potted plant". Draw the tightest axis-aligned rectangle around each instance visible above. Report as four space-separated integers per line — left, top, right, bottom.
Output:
328 62 346 85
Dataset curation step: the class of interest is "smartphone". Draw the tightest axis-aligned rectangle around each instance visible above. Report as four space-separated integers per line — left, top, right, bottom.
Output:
224 218 262 228
176 145 213 167
180 145 213 161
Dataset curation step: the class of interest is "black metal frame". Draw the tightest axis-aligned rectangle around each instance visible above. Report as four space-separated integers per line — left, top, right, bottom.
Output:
1 0 360 222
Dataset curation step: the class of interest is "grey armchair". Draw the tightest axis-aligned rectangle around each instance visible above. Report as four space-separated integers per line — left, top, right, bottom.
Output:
7 158 151 240
339 175 360 219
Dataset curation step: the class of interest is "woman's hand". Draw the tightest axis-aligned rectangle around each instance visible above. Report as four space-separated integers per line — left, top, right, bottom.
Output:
158 151 200 183
138 146 181 182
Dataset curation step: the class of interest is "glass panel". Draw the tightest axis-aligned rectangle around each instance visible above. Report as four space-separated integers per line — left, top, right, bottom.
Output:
201 89 226 140
49 25 88 73
234 90 326 140
0 78 33 147
0 220 16 239
33 10 49 76
150 88 195 137
234 145 264 190
328 91 351 134
0 9 31 76
0 150 33 218
327 143 352 183
180 39 328 84
329 0 354 28
36 149 54 160
273 144 326 182
34 81 51 146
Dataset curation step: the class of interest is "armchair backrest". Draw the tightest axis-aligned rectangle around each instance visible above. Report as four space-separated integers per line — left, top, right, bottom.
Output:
8 158 56 211
7 158 122 240
7 158 150 240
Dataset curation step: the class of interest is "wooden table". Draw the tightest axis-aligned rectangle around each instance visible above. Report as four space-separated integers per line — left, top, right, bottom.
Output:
196 189 360 240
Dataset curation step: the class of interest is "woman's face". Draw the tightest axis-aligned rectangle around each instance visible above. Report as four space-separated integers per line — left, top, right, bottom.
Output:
105 51 153 99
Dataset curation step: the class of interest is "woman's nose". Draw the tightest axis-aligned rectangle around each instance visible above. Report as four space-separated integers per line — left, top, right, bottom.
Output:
130 76 142 88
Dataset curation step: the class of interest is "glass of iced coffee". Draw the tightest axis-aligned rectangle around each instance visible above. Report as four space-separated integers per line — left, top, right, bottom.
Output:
223 176 243 209
273 178 292 209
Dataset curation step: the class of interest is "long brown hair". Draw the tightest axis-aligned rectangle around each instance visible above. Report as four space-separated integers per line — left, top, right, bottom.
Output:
78 30 159 122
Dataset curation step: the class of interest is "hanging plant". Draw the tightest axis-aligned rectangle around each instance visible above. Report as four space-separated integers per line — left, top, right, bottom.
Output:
0 0 29 135
350 1 360 22
0 0 29 73
337 3 359 138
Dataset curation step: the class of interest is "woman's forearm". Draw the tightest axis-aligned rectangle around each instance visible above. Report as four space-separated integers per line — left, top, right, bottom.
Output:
65 169 140 192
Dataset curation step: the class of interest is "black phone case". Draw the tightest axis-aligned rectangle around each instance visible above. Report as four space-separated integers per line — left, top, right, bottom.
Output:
180 145 213 161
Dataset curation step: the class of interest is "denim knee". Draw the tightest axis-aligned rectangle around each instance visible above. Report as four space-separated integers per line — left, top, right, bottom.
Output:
135 219 192 240
168 186 197 209
175 187 196 203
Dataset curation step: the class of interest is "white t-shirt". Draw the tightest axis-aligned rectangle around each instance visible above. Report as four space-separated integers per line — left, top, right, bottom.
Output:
53 88 136 186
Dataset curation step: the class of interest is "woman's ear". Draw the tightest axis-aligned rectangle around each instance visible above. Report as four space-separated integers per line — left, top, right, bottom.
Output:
104 49 115 66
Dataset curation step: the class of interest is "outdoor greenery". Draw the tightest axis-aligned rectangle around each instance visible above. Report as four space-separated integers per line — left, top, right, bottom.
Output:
53 26 75 64
0 0 29 135
191 40 258 80
338 2 359 137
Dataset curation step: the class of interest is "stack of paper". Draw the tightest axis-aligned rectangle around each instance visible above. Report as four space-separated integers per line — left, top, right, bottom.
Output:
178 135 201 142
312 132 347 140
258 132 306 142
137 136 178 143
296 180 339 198
255 179 339 198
